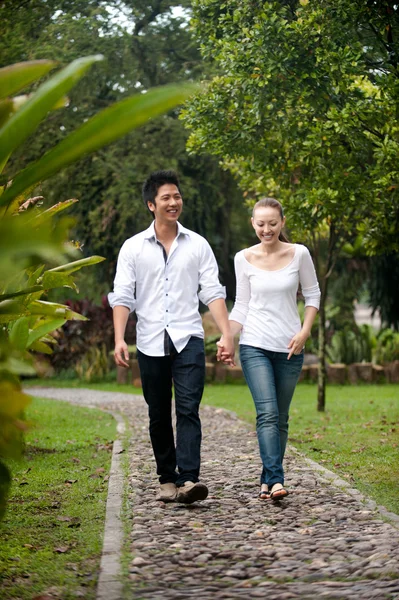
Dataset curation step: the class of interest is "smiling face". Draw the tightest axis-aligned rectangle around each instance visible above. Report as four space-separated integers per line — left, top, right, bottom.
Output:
251 206 285 246
147 183 183 225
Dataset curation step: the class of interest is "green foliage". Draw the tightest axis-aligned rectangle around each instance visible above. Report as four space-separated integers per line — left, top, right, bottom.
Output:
375 329 399 364
368 253 399 331
204 334 220 362
327 325 376 365
75 343 110 382
0 0 252 299
0 53 195 519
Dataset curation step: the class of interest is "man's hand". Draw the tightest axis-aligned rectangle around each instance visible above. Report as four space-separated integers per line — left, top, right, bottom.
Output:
114 340 130 368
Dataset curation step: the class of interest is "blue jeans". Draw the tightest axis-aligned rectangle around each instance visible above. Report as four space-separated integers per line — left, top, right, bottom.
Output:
239 345 304 488
137 336 205 486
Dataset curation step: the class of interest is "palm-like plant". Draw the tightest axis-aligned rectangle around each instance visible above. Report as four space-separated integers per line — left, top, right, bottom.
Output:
0 55 195 519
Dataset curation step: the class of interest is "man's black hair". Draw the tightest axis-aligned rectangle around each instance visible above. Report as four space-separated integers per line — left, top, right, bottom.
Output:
142 170 182 215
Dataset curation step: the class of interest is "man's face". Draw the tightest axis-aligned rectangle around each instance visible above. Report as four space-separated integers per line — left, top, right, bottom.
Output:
148 184 183 224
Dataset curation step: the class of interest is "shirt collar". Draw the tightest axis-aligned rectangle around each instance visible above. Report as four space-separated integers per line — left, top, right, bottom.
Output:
144 221 189 241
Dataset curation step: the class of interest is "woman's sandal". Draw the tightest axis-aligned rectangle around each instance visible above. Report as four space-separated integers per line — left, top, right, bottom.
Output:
258 488 271 500
269 484 289 500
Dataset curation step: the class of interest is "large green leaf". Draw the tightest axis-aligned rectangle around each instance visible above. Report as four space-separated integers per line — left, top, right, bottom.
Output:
27 318 66 347
41 271 78 292
29 340 53 354
0 55 104 172
47 255 105 275
0 60 56 100
30 199 79 225
0 83 198 207
28 300 87 320
9 317 30 351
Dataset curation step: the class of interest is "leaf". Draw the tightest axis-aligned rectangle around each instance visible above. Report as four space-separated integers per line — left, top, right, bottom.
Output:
0 60 57 100
9 317 30 351
27 318 65 347
31 199 79 225
41 271 78 292
0 55 104 174
54 546 70 553
28 300 87 320
0 82 198 207
29 340 53 354
48 255 106 275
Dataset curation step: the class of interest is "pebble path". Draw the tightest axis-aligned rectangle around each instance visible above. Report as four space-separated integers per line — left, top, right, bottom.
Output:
31 388 399 600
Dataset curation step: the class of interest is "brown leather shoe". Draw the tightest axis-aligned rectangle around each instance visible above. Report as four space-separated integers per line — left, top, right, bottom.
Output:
176 481 208 504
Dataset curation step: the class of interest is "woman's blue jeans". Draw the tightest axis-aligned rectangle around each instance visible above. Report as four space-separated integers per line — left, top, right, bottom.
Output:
240 345 304 488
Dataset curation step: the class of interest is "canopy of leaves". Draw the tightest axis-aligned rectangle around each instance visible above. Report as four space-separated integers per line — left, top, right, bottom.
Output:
183 0 399 254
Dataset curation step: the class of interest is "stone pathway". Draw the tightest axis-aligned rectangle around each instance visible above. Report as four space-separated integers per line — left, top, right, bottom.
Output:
30 388 399 600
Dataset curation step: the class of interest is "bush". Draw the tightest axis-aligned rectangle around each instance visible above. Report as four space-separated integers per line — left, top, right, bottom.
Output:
327 324 376 364
375 329 399 364
45 296 136 375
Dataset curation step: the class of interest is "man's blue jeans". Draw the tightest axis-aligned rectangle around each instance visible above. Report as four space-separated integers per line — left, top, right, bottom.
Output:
240 345 304 488
137 336 205 486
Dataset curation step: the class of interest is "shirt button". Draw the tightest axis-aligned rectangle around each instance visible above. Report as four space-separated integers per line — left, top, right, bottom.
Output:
166 310 168 312
166 293 168 296
166 278 169 281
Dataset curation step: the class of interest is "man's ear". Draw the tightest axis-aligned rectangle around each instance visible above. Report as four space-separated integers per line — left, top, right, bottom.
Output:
147 201 155 212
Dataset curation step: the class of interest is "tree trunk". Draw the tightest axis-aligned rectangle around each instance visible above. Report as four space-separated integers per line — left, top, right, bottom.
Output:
314 226 338 412
317 282 327 411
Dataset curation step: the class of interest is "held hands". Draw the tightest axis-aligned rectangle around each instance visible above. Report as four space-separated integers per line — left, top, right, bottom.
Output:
287 329 309 360
114 340 130 368
216 335 236 367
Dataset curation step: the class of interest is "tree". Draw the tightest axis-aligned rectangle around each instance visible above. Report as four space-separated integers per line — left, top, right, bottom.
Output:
0 0 251 298
182 0 399 410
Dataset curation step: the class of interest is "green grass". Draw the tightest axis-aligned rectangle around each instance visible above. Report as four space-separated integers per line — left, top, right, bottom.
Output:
23 378 399 516
0 396 117 600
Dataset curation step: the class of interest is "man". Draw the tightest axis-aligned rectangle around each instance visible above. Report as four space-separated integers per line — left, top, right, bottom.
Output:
108 170 234 504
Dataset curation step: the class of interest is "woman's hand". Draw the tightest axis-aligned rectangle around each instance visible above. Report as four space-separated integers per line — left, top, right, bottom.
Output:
287 329 309 360
216 336 236 366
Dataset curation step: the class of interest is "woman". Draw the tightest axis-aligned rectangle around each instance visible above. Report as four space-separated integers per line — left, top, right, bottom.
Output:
219 198 320 500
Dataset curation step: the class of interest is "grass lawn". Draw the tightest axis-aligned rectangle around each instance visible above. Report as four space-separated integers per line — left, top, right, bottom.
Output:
23 378 399 516
0 395 117 600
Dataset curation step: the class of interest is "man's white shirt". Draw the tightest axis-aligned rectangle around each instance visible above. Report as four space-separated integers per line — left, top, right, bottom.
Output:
108 221 226 356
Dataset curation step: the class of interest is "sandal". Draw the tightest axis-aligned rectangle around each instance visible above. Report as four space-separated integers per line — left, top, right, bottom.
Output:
270 484 289 500
258 487 270 500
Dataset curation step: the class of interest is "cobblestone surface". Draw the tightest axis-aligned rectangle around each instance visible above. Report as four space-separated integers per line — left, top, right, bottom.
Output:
31 388 399 600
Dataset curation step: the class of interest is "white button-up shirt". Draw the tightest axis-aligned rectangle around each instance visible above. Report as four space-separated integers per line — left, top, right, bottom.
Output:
108 221 226 356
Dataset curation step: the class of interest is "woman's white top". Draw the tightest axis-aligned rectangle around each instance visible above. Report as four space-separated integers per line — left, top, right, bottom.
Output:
229 244 321 354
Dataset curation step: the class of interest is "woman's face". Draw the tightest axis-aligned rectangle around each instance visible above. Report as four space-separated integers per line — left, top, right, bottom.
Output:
251 206 285 245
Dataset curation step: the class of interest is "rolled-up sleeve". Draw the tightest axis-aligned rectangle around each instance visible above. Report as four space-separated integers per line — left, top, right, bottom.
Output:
300 246 321 309
108 241 136 312
197 239 226 306
229 252 250 325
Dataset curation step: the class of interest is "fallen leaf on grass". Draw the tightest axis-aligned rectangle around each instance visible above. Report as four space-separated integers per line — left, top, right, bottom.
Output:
54 546 69 553
57 516 81 527
64 479 78 484
351 446 366 453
